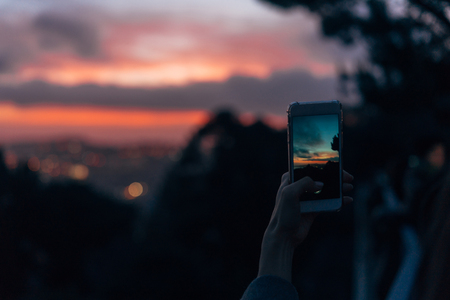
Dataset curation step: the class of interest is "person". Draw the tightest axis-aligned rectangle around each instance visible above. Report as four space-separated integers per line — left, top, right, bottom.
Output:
241 171 354 300
415 168 450 300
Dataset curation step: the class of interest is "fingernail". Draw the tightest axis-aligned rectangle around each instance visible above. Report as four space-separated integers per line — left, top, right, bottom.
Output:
343 196 353 205
315 181 324 189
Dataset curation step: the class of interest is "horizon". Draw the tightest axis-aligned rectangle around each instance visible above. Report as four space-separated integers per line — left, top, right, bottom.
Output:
0 101 287 148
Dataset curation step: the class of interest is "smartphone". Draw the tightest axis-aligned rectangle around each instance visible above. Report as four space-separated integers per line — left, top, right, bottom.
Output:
287 100 343 213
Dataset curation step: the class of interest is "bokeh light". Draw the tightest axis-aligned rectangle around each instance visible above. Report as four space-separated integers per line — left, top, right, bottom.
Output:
128 182 143 197
4 151 18 169
27 156 40 171
124 182 146 200
427 143 446 169
41 158 54 174
69 164 89 180
140 182 148 196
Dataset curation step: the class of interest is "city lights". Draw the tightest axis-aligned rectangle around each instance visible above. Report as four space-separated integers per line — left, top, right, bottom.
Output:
3 141 169 201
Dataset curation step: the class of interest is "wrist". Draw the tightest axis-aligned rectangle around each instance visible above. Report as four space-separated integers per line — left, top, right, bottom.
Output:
262 229 296 252
258 231 296 282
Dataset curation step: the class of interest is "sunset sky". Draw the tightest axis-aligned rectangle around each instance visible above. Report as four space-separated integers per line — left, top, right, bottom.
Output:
0 0 364 146
293 114 339 167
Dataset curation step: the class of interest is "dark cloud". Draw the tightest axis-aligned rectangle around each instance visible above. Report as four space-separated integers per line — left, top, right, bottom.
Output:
309 156 339 162
295 148 310 155
294 147 318 159
33 13 99 57
221 70 339 114
0 11 101 75
0 52 13 73
293 117 323 147
0 69 338 116
0 20 35 73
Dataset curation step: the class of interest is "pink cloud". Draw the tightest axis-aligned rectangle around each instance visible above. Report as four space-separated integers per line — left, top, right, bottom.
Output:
0 9 342 87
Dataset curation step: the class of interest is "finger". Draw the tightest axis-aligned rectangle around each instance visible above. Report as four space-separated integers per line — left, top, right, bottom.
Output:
294 176 321 194
275 173 291 205
343 183 353 193
277 172 290 194
281 172 289 185
343 171 354 183
282 176 321 204
343 196 353 206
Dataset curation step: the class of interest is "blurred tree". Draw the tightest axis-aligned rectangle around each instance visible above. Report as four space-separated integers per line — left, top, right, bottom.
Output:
0 154 137 299
262 0 450 113
106 111 287 300
258 3 450 300
105 111 354 300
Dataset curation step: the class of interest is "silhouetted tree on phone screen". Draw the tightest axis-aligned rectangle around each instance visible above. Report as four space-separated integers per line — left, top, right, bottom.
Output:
331 134 339 151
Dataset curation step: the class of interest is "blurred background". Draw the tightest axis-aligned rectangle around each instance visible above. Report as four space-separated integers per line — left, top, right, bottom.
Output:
1 0 449 299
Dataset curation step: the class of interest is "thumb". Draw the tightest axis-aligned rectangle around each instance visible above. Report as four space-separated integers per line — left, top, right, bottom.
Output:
282 176 323 204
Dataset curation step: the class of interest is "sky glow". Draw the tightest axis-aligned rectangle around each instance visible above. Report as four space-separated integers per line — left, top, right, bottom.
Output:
0 0 360 87
293 114 339 167
0 102 210 146
0 0 364 146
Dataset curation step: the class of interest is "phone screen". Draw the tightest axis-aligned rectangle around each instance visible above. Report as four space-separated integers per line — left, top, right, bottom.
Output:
292 113 340 201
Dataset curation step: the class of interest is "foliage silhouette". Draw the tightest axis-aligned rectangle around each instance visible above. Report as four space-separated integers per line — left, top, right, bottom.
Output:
262 0 450 114
260 2 450 299
0 153 137 299
102 111 353 300
0 112 354 300
331 134 339 151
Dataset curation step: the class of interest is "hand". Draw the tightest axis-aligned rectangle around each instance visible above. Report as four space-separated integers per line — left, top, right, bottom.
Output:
267 171 354 247
257 171 354 281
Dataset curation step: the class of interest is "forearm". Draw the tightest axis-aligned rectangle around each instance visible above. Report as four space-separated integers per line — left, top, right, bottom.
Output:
256 174 330 283
258 231 295 282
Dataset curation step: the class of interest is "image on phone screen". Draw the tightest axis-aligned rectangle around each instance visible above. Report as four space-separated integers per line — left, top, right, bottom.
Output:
293 114 340 201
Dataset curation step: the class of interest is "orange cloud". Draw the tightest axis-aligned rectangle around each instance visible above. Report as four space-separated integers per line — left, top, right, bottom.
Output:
294 152 339 166
0 102 209 127
0 102 210 146
19 52 253 87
